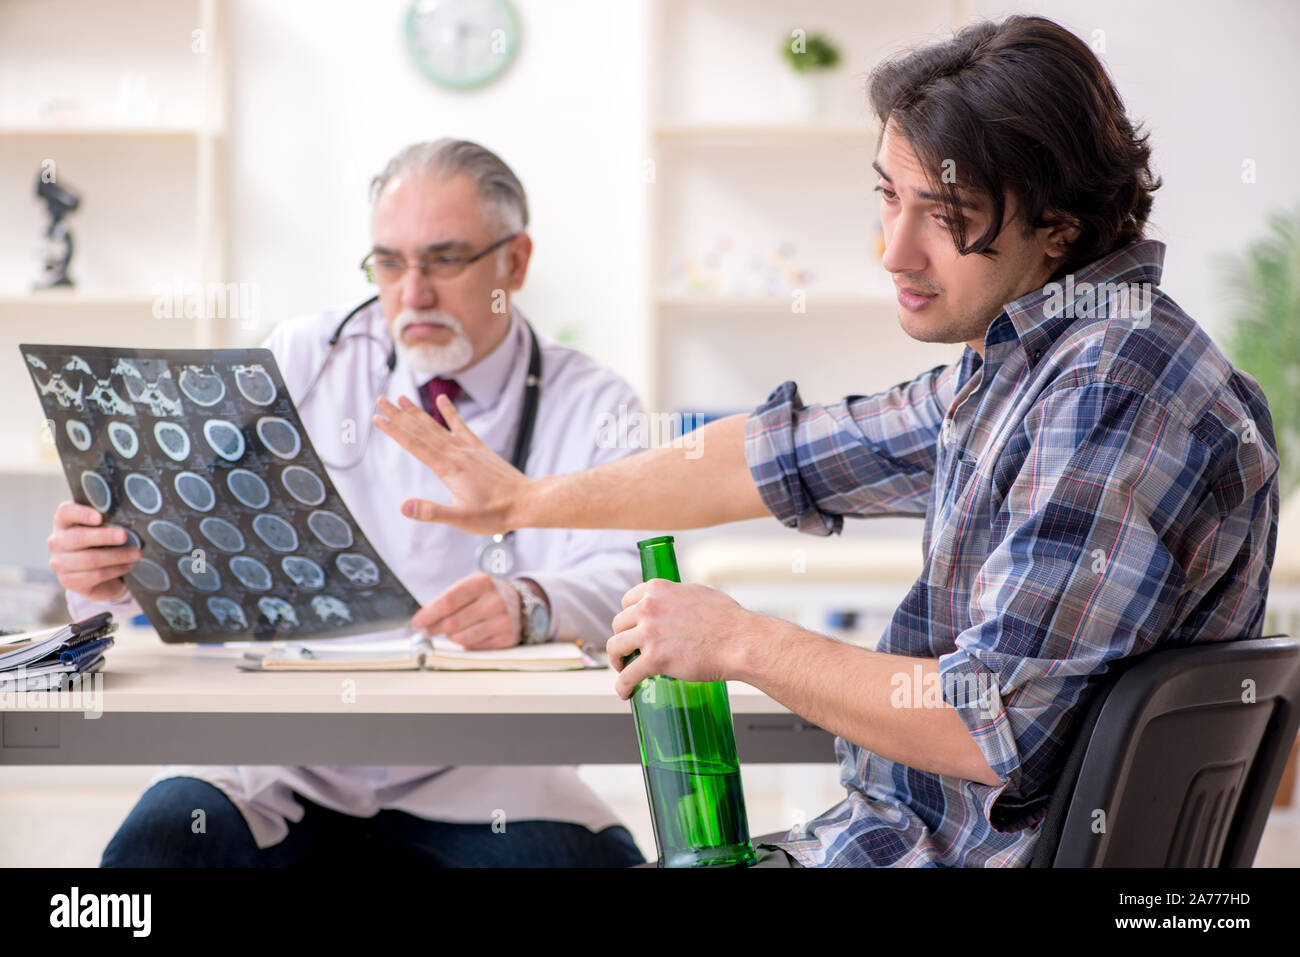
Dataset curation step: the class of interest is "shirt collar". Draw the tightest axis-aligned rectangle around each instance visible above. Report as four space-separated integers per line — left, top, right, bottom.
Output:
438 304 523 409
982 238 1167 372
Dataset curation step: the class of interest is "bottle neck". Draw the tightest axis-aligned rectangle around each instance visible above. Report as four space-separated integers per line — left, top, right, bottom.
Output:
639 543 681 583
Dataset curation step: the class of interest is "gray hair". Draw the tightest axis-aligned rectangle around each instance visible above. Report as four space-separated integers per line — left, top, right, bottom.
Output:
369 139 529 235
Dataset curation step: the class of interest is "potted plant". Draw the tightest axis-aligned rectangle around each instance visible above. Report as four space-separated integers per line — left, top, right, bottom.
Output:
778 31 842 119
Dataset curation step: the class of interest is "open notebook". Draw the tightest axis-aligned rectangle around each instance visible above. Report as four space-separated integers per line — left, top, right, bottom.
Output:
236 632 605 672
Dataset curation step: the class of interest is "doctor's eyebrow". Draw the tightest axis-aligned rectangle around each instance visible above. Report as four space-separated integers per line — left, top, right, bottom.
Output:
370 241 472 257
871 160 983 211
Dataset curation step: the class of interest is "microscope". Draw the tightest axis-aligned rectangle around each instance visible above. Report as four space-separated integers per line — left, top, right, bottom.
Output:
34 173 81 289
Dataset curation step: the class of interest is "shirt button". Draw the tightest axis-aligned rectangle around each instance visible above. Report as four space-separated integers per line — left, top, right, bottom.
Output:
942 419 953 446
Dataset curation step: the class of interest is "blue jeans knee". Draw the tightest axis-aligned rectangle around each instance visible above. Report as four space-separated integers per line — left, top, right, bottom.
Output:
100 776 256 867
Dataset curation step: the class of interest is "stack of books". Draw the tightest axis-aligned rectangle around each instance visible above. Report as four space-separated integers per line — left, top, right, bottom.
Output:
0 612 116 692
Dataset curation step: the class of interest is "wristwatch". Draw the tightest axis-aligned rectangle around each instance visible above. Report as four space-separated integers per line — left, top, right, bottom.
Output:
509 578 551 645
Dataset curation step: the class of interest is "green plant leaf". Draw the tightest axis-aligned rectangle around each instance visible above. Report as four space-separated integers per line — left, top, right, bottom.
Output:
780 32 842 73
1222 206 1300 498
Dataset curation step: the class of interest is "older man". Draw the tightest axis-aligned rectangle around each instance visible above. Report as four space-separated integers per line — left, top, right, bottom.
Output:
48 139 647 867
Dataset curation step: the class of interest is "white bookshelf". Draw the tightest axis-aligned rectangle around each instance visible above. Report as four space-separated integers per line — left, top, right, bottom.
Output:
0 125 209 139
0 292 159 308
0 0 229 472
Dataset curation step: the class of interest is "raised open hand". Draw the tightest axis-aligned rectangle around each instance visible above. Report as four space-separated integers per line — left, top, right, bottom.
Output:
373 393 530 535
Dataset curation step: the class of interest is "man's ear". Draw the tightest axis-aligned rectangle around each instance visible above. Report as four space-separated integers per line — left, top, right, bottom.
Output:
1040 212 1082 264
503 232 533 291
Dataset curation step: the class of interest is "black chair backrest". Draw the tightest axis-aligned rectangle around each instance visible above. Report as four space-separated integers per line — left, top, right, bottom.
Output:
1029 635 1300 867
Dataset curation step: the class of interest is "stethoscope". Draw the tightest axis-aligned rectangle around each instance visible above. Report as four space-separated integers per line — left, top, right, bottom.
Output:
297 294 541 576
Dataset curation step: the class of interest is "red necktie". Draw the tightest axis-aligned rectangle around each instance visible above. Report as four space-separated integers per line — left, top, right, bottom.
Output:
420 377 462 428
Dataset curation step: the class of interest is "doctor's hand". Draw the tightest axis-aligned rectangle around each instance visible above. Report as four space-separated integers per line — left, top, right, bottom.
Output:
47 501 143 603
373 394 529 536
606 579 753 700
412 572 522 650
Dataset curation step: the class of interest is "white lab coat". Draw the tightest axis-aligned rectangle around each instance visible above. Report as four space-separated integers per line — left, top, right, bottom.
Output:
70 301 652 848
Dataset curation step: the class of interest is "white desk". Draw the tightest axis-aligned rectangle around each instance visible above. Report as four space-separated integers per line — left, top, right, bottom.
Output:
0 626 836 765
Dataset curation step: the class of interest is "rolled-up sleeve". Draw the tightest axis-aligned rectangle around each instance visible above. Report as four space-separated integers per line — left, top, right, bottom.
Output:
937 381 1199 830
743 365 957 535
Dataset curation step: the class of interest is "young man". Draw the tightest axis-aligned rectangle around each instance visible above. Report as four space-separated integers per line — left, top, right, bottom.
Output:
375 18 1280 867
48 139 648 867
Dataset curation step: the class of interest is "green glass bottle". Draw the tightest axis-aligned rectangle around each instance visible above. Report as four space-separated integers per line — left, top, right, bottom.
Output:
627 535 756 868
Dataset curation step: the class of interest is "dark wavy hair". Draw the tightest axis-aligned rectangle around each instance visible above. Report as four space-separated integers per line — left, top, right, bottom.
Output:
868 15 1162 278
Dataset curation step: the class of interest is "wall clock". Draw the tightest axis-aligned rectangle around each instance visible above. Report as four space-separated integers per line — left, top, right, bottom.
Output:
405 0 521 90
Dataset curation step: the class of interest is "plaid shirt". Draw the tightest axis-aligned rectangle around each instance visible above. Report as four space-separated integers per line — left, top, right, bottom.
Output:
744 239 1280 867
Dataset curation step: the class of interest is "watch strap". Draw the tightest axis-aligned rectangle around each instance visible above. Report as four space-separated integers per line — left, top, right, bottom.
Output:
509 578 549 645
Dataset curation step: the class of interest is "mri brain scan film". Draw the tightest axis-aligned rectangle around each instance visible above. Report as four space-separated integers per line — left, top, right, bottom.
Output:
227 468 270 508
281 465 326 506
175 471 217 511
23 343 418 642
129 557 171 592
199 516 246 553
80 470 111 513
255 416 301 460
124 473 163 514
252 513 298 552
107 421 139 459
65 419 92 451
207 596 249 630
229 555 273 592
307 509 354 549
282 555 326 590
178 365 226 406
146 518 193 553
154 421 191 462
234 364 277 405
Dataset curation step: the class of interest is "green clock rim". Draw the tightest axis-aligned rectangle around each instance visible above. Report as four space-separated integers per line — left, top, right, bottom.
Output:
404 0 521 91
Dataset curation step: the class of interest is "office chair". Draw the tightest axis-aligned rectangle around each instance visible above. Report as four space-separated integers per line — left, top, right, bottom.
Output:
1028 634 1300 867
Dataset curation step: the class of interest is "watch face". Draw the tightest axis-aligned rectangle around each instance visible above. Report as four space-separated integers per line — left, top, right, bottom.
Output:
405 0 520 91
528 603 549 638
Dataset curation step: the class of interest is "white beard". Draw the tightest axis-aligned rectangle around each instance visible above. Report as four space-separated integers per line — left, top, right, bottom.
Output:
392 309 476 377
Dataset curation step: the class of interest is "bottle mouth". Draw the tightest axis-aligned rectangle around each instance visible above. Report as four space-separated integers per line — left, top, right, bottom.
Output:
636 535 675 549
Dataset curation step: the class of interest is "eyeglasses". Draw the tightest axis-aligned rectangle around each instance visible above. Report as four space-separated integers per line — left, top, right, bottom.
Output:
360 233 519 285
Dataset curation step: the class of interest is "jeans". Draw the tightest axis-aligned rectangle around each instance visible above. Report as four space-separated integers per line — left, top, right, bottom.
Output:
101 776 646 868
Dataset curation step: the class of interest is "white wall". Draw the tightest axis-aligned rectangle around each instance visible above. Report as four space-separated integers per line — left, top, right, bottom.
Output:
225 0 651 394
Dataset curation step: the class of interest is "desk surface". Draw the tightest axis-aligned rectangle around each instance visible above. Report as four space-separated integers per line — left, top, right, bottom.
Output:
1 626 837 765
57 626 790 716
